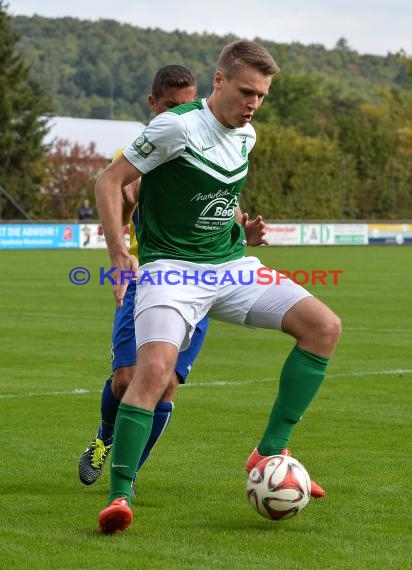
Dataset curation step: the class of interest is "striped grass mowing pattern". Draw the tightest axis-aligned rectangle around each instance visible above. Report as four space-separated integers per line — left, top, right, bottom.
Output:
0 246 410 569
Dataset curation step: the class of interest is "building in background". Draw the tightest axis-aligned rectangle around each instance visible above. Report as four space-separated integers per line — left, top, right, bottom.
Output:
44 116 145 158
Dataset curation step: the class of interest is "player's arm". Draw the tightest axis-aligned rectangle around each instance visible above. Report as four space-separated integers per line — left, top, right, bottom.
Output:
121 178 140 225
112 147 140 226
95 155 142 305
235 206 268 246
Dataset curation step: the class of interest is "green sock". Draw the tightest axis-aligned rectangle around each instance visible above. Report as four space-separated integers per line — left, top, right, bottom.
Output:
258 346 329 455
109 403 154 505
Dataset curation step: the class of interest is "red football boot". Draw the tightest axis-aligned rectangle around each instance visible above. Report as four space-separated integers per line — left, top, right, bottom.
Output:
246 447 325 498
98 497 133 534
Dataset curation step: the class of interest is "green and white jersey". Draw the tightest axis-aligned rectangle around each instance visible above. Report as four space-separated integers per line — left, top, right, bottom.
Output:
123 98 256 265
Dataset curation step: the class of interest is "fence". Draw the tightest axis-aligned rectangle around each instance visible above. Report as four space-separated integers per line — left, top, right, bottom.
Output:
0 222 411 249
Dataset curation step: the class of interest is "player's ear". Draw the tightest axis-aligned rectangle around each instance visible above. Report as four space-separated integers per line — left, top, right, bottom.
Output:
213 70 223 89
148 95 155 111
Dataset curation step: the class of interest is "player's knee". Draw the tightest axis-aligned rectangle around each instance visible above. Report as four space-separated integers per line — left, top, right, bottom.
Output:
142 360 171 385
161 372 180 401
112 367 134 399
315 313 342 352
326 313 342 343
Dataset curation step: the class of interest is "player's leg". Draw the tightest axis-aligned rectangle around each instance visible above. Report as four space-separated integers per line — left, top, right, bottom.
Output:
99 307 188 533
99 261 216 532
79 283 136 485
209 258 340 497
135 316 210 474
174 316 209 383
107 307 186 499
135 379 176 475
243 274 341 496
245 286 340 456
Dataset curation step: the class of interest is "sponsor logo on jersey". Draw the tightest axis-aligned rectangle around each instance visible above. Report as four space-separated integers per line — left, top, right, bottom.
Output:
190 189 230 202
197 196 238 224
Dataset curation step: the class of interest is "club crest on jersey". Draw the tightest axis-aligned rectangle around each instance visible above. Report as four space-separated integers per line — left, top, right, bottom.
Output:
132 134 155 158
241 136 247 159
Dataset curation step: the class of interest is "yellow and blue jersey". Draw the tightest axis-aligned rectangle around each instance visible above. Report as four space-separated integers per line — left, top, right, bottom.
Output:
129 209 139 258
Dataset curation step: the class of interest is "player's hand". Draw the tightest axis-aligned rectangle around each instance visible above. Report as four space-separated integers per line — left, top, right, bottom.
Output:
111 251 138 308
121 179 140 225
242 213 268 246
121 180 139 209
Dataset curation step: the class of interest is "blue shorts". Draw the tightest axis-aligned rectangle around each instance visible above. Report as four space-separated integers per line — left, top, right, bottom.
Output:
111 281 209 383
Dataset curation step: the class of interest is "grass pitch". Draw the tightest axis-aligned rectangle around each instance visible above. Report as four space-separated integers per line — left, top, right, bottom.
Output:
0 245 411 569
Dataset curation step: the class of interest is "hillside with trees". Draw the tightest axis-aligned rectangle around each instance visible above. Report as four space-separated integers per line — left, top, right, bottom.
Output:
1 9 411 220
11 15 410 123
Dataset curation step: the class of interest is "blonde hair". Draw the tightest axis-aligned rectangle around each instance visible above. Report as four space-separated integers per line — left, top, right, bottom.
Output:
217 40 279 79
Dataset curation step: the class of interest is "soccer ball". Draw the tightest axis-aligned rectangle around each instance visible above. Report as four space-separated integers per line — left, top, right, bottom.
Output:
246 454 311 521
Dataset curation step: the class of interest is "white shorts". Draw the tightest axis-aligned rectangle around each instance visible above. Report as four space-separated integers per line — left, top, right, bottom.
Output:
134 257 312 350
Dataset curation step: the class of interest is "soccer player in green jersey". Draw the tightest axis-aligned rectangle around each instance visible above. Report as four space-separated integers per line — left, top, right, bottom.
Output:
95 40 341 534
78 64 267 491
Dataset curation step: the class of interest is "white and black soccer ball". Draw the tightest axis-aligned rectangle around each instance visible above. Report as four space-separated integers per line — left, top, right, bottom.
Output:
247 454 311 521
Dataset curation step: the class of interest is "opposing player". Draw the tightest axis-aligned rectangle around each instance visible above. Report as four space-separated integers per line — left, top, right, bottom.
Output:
78 65 209 487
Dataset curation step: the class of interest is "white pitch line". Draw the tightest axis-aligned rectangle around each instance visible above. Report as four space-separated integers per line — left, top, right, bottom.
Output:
0 388 91 400
0 369 411 400
329 369 412 378
185 368 412 386
345 327 411 333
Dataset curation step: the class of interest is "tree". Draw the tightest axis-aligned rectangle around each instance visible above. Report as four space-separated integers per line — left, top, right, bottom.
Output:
335 37 351 52
0 1 50 219
34 139 107 219
332 102 400 218
255 72 326 136
241 123 359 220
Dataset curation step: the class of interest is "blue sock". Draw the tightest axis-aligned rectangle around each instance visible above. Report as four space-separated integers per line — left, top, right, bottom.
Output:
136 401 173 474
97 377 120 445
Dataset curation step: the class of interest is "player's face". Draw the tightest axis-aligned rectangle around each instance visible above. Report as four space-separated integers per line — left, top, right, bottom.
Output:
149 85 197 115
212 65 272 128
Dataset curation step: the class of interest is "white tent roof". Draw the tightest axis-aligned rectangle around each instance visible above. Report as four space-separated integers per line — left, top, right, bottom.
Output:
44 116 146 158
